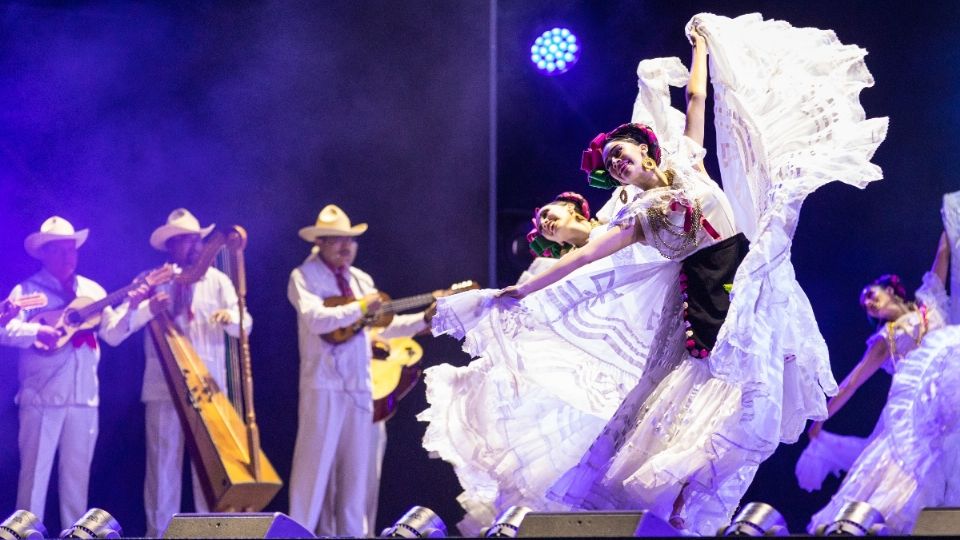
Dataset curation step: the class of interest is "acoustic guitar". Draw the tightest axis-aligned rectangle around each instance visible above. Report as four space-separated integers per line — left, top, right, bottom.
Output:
322 280 478 344
29 266 174 353
370 336 423 422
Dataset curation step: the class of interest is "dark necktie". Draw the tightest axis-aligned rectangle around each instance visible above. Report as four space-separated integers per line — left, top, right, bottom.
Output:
334 268 353 297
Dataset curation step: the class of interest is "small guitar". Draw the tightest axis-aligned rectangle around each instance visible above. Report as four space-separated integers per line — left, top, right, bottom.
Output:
321 280 478 344
370 336 423 422
29 266 174 353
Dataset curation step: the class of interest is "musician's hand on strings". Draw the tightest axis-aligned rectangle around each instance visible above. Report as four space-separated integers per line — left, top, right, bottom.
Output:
127 283 152 309
35 325 60 349
361 292 383 314
148 292 171 316
210 309 233 325
0 300 20 326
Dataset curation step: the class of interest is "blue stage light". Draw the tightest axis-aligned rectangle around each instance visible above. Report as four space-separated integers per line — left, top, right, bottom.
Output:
530 27 579 76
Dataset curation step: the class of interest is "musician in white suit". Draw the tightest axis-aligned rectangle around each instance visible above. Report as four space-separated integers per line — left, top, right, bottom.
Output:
0 217 147 527
288 205 431 537
137 208 252 537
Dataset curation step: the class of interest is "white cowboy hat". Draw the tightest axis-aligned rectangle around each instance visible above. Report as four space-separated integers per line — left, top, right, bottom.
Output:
149 208 215 251
298 204 367 242
24 216 89 259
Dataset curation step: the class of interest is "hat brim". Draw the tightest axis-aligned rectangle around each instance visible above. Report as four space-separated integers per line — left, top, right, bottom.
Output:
24 229 89 259
298 223 368 242
150 223 215 251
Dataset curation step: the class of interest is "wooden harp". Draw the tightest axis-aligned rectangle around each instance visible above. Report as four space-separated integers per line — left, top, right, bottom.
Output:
147 225 281 511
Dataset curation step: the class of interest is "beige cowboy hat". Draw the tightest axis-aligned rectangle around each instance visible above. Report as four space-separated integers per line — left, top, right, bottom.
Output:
24 216 89 259
298 204 367 242
149 208 215 251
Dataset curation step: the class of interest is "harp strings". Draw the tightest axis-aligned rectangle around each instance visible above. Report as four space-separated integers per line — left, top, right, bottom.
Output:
215 246 244 415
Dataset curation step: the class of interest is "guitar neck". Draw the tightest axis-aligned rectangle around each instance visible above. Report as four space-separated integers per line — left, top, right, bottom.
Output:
75 281 140 319
382 293 435 314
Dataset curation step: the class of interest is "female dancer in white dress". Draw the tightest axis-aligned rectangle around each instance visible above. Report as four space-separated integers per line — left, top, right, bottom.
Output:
424 12 887 535
796 271 948 494
503 14 887 534
800 223 960 533
420 191 671 534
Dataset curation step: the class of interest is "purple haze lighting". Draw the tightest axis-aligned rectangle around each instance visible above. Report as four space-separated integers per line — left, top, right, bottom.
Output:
530 27 579 76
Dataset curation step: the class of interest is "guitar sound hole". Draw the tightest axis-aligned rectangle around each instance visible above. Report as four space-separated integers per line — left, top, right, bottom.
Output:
65 310 83 325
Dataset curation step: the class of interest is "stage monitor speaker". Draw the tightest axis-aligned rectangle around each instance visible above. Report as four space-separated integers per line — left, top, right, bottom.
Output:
162 512 314 538
912 507 960 536
516 510 677 537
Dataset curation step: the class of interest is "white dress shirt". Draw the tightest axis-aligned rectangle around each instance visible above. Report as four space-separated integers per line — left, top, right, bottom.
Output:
288 254 427 398
0 269 142 406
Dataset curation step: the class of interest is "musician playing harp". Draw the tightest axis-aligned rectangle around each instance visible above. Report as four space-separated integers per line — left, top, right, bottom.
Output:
0 217 149 528
136 209 253 537
288 204 433 537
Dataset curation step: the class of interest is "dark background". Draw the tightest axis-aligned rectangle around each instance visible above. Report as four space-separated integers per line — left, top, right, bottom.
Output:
0 0 957 536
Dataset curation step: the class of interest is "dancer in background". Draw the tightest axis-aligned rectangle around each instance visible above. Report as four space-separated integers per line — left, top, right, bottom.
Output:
500 13 885 534
526 191 597 259
421 190 672 534
799 203 960 533
796 265 948 493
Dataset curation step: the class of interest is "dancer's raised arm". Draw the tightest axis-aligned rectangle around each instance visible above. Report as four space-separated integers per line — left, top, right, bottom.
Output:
684 27 708 150
932 230 950 285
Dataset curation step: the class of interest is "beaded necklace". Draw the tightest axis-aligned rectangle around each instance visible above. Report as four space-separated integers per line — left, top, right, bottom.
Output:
885 303 928 361
646 200 706 259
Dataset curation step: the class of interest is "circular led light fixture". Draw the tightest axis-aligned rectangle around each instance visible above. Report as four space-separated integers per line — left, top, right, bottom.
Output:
530 27 579 76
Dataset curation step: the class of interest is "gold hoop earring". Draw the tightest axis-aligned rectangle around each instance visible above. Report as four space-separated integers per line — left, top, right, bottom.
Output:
641 157 657 171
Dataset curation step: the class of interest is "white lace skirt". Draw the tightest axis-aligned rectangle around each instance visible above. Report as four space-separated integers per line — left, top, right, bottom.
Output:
548 358 766 527
794 429 872 493
420 245 677 535
810 326 960 534
545 251 812 536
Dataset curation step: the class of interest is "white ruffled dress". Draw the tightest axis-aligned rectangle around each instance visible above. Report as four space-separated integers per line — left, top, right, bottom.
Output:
796 275 949 495
420 12 887 536
803 282 960 531
422 235 674 534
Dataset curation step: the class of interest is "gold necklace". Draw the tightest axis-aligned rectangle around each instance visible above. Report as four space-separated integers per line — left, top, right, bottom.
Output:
885 304 928 361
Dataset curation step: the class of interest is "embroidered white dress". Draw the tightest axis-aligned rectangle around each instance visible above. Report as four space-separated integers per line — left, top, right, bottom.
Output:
804 277 960 530
421 232 673 533
422 12 887 535
795 275 947 497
